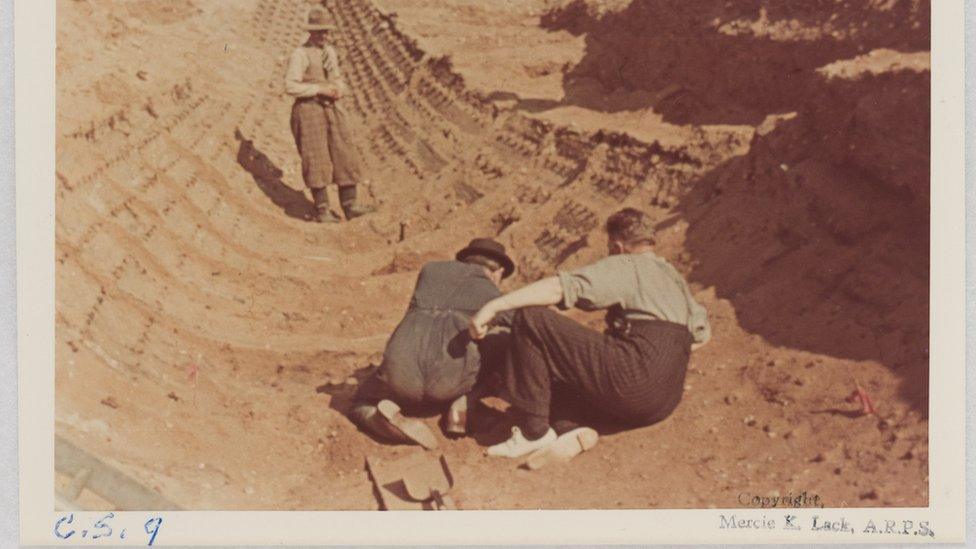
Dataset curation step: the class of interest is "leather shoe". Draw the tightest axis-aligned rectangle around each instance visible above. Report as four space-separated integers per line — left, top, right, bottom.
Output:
342 202 376 220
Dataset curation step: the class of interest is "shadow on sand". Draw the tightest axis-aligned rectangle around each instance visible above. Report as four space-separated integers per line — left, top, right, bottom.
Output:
235 129 317 221
527 0 929 125
668 107 929 412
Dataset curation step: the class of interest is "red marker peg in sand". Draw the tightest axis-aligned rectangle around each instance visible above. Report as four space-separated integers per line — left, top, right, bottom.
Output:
186 362 199 383
845 382 876 415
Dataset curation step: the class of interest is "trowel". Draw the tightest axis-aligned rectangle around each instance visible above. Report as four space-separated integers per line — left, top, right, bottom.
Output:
402 454 456 510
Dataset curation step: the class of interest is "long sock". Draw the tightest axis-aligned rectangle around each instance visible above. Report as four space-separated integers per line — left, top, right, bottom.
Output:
518 410 551 441
311 187 329 209
338 185 356 207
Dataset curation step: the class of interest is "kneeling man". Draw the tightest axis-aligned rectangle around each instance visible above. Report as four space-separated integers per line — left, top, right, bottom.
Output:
349 238 515 448
469 208 710 467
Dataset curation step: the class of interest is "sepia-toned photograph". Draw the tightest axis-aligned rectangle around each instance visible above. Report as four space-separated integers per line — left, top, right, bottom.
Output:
53 0 933 514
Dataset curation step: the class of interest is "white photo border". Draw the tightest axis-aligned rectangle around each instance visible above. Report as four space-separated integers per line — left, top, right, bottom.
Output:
13 0 969 544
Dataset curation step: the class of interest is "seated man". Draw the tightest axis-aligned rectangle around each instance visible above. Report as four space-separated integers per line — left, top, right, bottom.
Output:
348 238 515 448
469 208 710 468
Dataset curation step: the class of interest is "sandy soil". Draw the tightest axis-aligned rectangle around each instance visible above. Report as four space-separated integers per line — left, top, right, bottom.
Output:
55 0 930 510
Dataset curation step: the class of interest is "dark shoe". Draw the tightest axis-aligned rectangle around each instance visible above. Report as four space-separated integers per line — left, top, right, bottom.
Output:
342 202 376 220
375 400 439 449
314 209 342 223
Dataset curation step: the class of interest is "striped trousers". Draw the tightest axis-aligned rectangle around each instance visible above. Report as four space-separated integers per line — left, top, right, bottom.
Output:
503 307 692 428
290 98 362 190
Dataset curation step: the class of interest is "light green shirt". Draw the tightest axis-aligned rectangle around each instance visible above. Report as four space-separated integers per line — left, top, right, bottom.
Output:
558 252 711 344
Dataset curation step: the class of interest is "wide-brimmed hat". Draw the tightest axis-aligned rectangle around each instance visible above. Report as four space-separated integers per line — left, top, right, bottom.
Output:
304 7 337 31
456 238 515 279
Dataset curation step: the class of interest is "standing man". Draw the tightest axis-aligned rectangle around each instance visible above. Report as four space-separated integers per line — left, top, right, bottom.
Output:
349 238 516 449
469 208 711 468
285 6 374 223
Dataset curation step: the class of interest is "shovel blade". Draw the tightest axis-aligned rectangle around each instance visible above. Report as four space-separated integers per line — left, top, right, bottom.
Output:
402 454 454 502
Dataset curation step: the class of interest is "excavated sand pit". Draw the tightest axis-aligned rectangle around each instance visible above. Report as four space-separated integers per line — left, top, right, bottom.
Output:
56 0 930 509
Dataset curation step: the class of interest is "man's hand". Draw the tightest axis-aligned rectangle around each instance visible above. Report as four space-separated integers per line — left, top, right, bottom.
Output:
317 84 341 100
469 303 498 340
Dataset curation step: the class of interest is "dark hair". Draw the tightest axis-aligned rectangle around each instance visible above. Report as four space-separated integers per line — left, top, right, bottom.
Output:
606 207 656 245
461 253 503 272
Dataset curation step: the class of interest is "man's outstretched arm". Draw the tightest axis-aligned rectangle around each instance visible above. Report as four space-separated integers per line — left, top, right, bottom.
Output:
469 277 563 339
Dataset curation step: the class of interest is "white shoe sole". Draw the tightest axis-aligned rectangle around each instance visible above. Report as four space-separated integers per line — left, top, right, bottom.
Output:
376 400 439 450
524 427 599 470
486 428 557 458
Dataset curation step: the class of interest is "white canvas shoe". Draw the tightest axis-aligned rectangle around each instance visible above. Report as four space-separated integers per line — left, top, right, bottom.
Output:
486 426 556 458
524 427 599 470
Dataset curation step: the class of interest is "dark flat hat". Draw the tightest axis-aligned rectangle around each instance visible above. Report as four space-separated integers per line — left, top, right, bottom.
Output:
304 7 337 30
456 238 515 279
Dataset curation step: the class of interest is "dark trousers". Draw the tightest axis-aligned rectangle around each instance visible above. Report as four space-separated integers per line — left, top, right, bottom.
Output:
349 332 510 424
503 307 692 429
